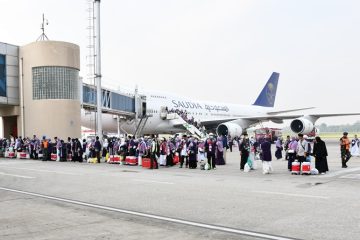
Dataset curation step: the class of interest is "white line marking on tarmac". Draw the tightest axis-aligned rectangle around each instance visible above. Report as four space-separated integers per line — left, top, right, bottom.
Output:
0 166 82 176
339 174 360 180
0 172 35 179
252 191 329 200
133 179 174 185
0 161 37 165
0 187 299 240
320 167 360 178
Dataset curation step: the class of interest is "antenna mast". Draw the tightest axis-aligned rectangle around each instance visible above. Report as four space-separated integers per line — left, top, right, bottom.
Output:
36 13 49 41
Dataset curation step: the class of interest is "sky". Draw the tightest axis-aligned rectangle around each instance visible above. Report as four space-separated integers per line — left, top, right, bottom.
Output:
1 0 360 126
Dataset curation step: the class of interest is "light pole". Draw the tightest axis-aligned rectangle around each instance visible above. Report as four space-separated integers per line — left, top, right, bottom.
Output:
94 0 102 139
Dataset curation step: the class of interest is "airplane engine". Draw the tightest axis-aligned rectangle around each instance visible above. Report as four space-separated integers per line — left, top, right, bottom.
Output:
216 122 243 137
290 118 314 134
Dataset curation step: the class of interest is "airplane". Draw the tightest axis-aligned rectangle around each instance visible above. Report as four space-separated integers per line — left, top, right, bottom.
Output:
81 72 360 138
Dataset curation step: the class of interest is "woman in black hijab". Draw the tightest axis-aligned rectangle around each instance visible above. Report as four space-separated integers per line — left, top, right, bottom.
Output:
313 136 329 174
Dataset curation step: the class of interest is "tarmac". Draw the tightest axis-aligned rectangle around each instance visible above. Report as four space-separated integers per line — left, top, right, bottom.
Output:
0 140 359 240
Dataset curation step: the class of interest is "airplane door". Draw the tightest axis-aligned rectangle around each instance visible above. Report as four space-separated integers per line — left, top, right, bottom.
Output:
160 106 168 120
142 102 147 116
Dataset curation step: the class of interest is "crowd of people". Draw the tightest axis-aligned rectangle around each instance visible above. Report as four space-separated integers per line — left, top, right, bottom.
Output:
281 134 329 174
108 133 228 169
0 133 229 170
233 131 358 175
0 131 358 175
0 134 96 162
167 108 205 132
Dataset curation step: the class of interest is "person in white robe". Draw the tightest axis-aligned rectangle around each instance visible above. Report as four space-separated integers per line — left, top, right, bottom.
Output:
350 135 360 157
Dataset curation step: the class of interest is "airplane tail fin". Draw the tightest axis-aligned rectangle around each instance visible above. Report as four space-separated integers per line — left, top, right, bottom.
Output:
253 72 279 108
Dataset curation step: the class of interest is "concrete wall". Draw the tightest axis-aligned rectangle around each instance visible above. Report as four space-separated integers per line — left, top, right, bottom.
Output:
20 41 81 140
0 105 20 117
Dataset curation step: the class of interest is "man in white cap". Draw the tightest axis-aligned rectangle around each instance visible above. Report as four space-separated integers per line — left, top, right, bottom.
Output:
296 134 309 165
303 135 312 160
205 133 217 169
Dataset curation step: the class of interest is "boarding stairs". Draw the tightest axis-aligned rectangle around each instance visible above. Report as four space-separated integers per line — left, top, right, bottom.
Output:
134 115 150 137
165 113 207 139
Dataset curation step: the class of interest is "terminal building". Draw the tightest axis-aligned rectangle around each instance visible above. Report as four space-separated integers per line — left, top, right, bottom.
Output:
0 42 20 138
0 40 142 140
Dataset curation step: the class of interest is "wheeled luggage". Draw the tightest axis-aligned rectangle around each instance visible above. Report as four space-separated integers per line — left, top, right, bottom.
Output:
108 155 121 164
8 152 16 158
159 155 167 166
291 161 301 175
173 154 179 165
125 156 138 165
5 151 16 158
200 160 206 170
142 158 151 168
38 150 43 159
87 157 98 163
17 152 30 159
50 153 57 161
301 162 311 175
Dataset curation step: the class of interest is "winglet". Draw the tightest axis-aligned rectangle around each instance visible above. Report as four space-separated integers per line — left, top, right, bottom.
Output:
253 72 279 108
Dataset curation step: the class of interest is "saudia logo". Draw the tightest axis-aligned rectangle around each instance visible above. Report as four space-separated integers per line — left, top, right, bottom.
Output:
172 100 202 110
172 100 229 112
266 83 275 105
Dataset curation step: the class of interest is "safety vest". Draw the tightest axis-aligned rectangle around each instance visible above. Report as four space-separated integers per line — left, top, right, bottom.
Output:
42 140 49 149
341 137 350 150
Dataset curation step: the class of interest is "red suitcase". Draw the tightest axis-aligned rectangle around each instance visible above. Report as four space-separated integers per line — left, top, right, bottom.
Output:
108 155 121 164
18 152 29 159
142 158 151 168
126 156 138 165
301 162 311 175
67 154 72 161
50 153 57 161
291 161 300 175
173 154 179 165
7 152 15 158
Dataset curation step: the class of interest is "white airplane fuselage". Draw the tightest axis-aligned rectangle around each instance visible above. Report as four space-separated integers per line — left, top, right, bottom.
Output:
81 72 359 137
81 91 270 135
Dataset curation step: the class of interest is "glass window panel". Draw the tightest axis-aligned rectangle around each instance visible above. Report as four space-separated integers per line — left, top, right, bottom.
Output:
0 54 6 97
32 66 79 100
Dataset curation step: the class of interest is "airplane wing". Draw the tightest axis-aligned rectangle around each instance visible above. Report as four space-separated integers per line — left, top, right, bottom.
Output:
246 112 360 121
266 107 315 115
199 112 360 129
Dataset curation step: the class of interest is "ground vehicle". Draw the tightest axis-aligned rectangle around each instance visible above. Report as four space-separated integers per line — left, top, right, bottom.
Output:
254 128 282 143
